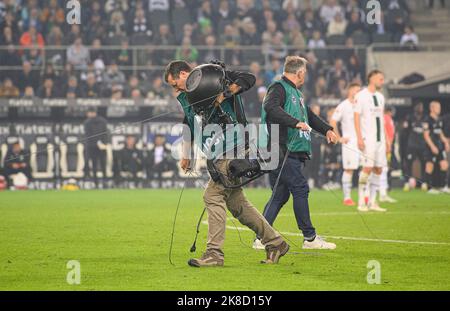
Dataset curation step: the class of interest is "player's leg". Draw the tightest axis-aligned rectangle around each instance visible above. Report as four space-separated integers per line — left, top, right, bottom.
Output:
439 156 449 192
380 166 397 203
342 169 354 205
262 169 290 225
358 145 375 210
282 158 335 249
403 149 414 191
188 179 227 267
341 145 358 205
226 187 285 251
425 160 436 193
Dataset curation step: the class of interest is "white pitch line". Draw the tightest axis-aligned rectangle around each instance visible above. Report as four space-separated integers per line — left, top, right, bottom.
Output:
277 211 450 217
201 221 450 246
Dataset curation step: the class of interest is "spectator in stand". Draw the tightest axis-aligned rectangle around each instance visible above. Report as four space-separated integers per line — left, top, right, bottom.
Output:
23 86 36 99
41 63 59 85
107 9 127 45
23 47 43 68
327 12 347 37
1 25 15 45
400 25 419 49
320 0 343 25
175 37 199 63
308 30 326 49
220 24 241 65
81 72 101 98
345 10 366 36
326 58 349 93
288 26 307 51
199 34 220 64
17 60 39 93
301 9 323 40
124 75 143 98
37 77 59 98
314 75 329 98
65 76 81 99
3 142 32 187
147 0 171 33
264 58 283 85
213 0 235 35
64 24 82 46
129 7 152 44
144 134 176 179
19 25 45 51
0 12 19 43
85 12 107 45
147 75 167 99
67 37 90 71
0 45 21 83
153 23 175 65
388 16 406 42
40 0 65 33
266 32 288 62
46 26 65 66
102 62 126 91
0 78 19 98
241 18 261 45
116 135 143 182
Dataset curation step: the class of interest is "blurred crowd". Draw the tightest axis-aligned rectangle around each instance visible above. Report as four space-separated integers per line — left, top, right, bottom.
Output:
0 0 416 106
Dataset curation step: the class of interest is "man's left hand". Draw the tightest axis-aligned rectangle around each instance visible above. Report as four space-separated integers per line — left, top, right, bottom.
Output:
326 130 338 144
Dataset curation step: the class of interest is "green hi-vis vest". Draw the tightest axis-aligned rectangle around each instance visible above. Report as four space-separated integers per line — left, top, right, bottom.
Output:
177 92 246 159
260 79 312 154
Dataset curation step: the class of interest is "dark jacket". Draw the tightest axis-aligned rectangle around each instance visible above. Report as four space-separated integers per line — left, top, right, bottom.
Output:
263 76 333 159
83 116 108 149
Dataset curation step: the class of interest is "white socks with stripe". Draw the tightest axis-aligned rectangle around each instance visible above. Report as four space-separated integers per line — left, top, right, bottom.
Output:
342 171 353 200
358 171 369 207
369 173 381 205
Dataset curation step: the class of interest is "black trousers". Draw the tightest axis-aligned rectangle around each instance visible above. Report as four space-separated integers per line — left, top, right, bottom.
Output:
85 147 106 185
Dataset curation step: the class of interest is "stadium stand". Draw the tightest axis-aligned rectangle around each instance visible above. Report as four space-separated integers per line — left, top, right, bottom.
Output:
0 0 448 189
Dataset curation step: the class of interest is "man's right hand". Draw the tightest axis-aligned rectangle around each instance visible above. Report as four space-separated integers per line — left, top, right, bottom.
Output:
340 137 350 144
357 138 365 151
296 122 311 132
431 146 439 155
180 158 191 172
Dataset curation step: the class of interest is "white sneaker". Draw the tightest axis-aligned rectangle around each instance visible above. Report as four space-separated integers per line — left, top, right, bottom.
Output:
421 183 428 191
303 236 336 250
368 202 387 212
379 195 397 203
428 189 441 195
252 238 265 250
441 186 450 193
357 205 369 212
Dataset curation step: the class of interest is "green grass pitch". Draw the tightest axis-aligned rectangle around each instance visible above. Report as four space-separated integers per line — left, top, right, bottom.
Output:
0 188 449 290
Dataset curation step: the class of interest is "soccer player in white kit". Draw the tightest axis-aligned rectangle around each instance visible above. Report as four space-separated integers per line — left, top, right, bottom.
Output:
330 83 361 206
354 70 388 212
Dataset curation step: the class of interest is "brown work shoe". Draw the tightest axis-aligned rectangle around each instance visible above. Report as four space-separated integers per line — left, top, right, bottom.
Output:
261 241 290 264
188 251 224 267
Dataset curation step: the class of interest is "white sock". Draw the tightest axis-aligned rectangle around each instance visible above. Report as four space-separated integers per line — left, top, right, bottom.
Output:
380 167 388 197
358 171 369 206
369 173 381 205
342 171 353 200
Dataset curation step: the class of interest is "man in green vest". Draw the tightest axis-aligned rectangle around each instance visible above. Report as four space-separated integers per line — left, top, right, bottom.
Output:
254 56 339 250
164 60 289 267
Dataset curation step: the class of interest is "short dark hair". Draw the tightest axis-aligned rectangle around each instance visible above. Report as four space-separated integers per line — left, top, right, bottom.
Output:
164 60 192 83
367 69 383 82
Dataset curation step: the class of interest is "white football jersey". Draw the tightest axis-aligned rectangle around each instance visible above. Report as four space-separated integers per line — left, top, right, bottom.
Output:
354 88 385 143
332 99 357 142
